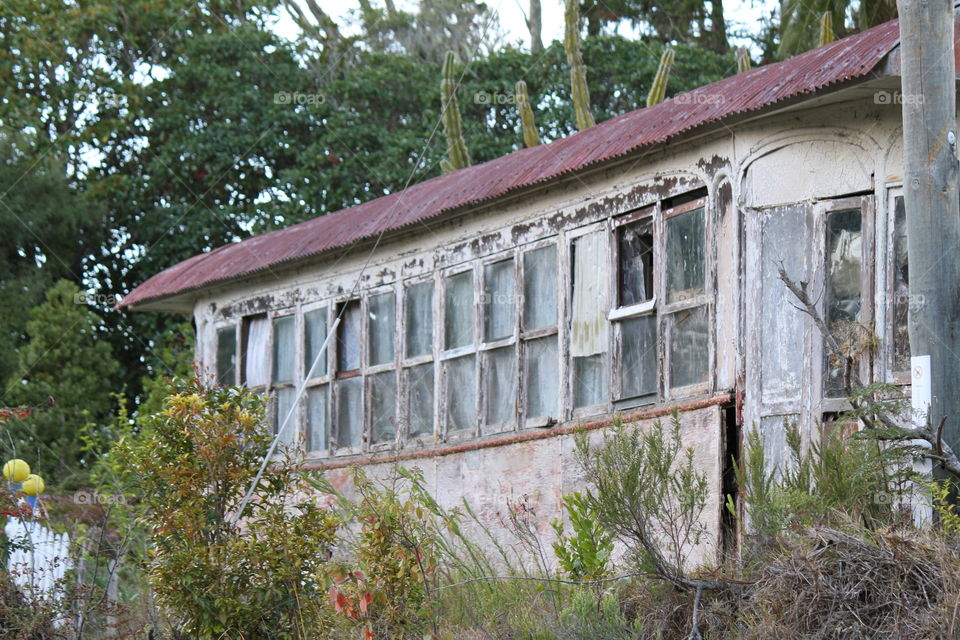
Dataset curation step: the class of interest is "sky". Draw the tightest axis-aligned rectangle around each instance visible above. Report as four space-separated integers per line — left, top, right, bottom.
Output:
273 1 777 55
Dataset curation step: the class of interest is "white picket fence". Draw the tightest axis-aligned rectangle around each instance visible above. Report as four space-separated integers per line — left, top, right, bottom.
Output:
4 516 72 606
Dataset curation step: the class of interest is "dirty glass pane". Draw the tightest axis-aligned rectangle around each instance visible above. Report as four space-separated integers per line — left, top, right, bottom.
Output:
243 316 269 387
303 308 328 378
571 231 610 357
669 305 709 389
761 206 806 403
525 336 558 418
618 219 654 306
216 326 236 386
306 385 329 451
824 209 862 396
407 364 434 437
405 281 434 358
484 259 515 341
444 271 474 349
484 347 517 427
892 196 910 372
523 245 557 331
573 354 607 408
370 371 397 444
444 355 476 431
336 377 362 447
272 315 295 384
273 387 298 447
620 314 657 398
665 207 705 304
337 301 362 372
368 291 396 366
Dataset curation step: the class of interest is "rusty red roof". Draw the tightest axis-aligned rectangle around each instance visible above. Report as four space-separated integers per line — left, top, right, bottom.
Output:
121 19 903 310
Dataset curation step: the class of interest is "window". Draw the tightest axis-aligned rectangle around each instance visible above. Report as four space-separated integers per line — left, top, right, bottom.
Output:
270 315 298 448
367 290 398 445
368 291 396 366
521 244 559 423
303 307 330 452
335 301 363 448
891 194 909 375
405 281 433 358
216 326 237 386
481 258 518 431
570 230 610 409
618 218 654 307
823 208 863 397
403 280 435 440
442 269 478 434
242 315 269 388
444 270 473 349
665 205 706 304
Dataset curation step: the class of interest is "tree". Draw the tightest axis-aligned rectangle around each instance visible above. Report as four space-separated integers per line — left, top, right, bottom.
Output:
4 280 119 484
581 0 729 53
779 0 897 56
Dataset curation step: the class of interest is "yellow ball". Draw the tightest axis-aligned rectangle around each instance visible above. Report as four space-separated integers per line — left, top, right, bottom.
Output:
21 474 44 496
3 459 30 483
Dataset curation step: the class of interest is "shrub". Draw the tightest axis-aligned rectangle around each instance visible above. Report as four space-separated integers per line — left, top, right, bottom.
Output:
551 492 613 582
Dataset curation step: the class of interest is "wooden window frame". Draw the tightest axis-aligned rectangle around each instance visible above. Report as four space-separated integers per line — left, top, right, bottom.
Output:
214 321 239 387
519 238 561 428
268 309 300 450
302 302 332 457
331 297 364 455
365 285 401 451
439 265 480 440
401 274 439 444
479 251 520 434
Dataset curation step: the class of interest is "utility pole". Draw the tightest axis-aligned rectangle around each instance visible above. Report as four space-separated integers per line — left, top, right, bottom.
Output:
897 0 960 454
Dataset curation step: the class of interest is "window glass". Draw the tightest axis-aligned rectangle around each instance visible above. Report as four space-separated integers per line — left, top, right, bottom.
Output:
665 207 705 304
445 355 476 430
216 327 236 386
306 385 328 451
484 259 515 341
621 315 657 398
669 306 709 389
444 271 474 349
525 336 558 418
892 196 909 372
571 231 609 408
243 316 269 387
303 308 328 378
618 219 654 306
272 315 295 384
370 371 397 444
274 387 297 447
824 209 862 396
336 377 362 447
405 281 434 358
407 363 434 437
573 354 607 408
523 245 557 331
338 301 362 372
484 347 517 426
368 291 396 366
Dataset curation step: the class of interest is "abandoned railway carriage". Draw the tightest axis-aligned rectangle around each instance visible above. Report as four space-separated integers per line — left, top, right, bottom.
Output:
120 19 941 560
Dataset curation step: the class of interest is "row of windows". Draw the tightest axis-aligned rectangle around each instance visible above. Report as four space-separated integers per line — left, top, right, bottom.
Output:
214 193 713 454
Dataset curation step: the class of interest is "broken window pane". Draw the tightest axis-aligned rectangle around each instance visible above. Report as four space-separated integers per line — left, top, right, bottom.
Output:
407 364 434 437
272 315 295 384
273 387 298 447
405 281 434 358
216 326 236 386
621 314 657 398
824 209 862 396
669 305 709 389
370 371 397 444
618 219 654 307
304 308 328 378
571 231 610 357
444 355 476 431
523 245 557 331
665 207 705 304
892 196 910 372
484 347 517 427
525 336 558 418
243 315 269 387
336 377 362 447
573 354 607 408
484 259 515 341
368 291 396 366
444 271 473 349
306 385 329 451
338 301 361 372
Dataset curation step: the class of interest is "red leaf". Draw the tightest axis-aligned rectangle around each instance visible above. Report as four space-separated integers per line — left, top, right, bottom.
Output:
359 591 372 613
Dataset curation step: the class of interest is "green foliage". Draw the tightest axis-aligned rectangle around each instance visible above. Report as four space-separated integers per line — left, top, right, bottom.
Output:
5 280 119 485
926 480 960 539
779 0 896 56
574 414 709 576
551 492 613 582
117 377 339 639
564 0 596 131
440 52 471 173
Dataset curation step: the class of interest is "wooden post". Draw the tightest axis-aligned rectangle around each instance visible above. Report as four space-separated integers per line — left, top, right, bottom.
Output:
897 0 960 452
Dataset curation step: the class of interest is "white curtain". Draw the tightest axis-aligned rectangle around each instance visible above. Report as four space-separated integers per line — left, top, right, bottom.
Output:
244 316 269 387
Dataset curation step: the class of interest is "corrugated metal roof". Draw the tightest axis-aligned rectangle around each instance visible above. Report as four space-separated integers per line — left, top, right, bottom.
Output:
120 19 903 310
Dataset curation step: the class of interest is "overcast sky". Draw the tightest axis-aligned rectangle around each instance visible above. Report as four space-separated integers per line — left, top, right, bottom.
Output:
273 1 776 54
